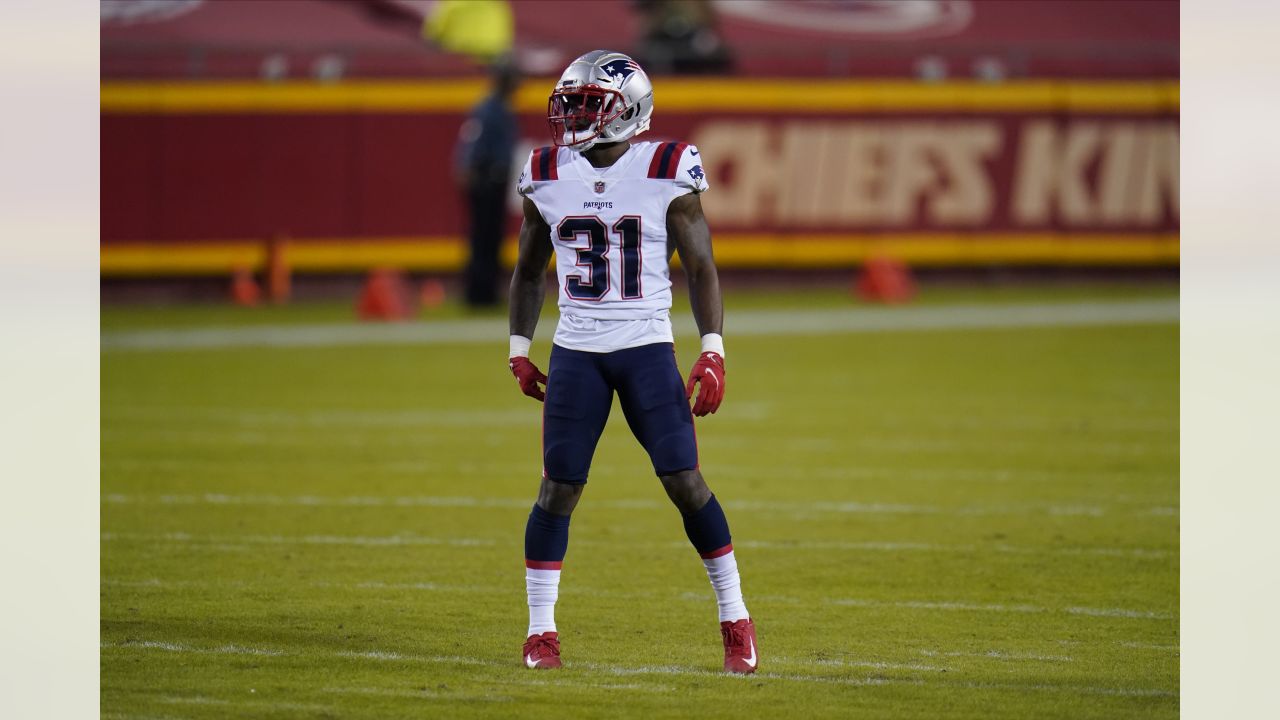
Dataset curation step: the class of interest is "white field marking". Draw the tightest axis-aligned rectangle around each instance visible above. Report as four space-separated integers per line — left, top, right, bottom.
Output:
101 531 493 547
100 299 1179 352
105 420 1168 458
157 696 333 713
808 658 948 673
321 686 514 702
1064 606 1172 619
102 457 534 477
728 498 938 514
1047 505 1106 517
1119 641 1180 652
580 662 931 690
103 493 546 510
102 451 1174 489
108 406 539 428
705 463 1123 483
827 412 1177 435
700 433 1174 459
518 678 675 693
102 713 188 720
120 640 187 652
100 640 285 656
731 539 1172 560
156 696 230 706
100 492 1178 521
335 650 495 666
953 681 1174 698
98 519 1173 561
101 639 1174 696
102 427 473 450
588 682 675 692
826 598 1173 620
105 578 250 589
98 524 1172 562
102 575 1173 625
336 650 409 661
918 649 1074 662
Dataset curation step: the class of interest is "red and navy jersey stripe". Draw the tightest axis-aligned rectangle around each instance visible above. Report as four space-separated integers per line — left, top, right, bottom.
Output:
530 146 559 181
647 141 689 180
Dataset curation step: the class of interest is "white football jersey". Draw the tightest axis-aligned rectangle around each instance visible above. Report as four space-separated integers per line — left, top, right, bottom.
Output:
518 140 708 352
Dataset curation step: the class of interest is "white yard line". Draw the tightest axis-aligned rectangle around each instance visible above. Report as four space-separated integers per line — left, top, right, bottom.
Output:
1119 641 1180 652
918 649 1074 662
107 406 539 428
101 531 494 547
100 529 1172 560
105 403 1177 438
101 299 1178 352
322 686 515 701
100 492 1180 521
732 539 1172 559
99 640 1173 698
103 574 1172 622
99 640 284 656
828 597 1173 620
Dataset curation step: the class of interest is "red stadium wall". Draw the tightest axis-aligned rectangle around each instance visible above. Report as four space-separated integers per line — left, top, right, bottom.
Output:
101 0 1178 81
100 79 1178 274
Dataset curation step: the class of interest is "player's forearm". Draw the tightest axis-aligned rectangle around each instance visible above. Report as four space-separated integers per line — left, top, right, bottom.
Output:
508 270 546 339
685 262 723 337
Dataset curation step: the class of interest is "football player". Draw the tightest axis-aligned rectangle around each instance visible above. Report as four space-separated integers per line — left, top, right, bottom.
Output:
508 50 757 674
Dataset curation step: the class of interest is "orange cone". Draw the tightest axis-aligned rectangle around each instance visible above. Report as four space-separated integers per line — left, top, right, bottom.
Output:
357 268 414 321
855 256 916 303
230 266 261 306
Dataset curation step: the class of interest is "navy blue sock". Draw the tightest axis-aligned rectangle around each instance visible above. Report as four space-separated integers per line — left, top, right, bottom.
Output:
682 494 733 558
524 504 571 569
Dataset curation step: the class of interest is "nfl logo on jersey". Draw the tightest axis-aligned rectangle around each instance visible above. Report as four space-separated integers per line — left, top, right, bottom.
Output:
594 180 606 194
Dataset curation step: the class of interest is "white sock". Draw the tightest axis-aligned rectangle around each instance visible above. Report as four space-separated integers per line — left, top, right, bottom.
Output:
526 567 560 636
702 550 749 622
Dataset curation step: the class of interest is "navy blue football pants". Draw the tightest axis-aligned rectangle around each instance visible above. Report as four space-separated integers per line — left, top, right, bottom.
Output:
542 342 699 484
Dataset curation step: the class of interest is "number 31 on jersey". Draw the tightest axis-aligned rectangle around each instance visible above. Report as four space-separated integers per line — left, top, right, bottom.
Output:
556 215 643 301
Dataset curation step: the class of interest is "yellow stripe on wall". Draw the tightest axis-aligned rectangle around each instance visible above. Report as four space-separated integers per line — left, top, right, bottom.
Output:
100 234 1179 276
100 79 1180 114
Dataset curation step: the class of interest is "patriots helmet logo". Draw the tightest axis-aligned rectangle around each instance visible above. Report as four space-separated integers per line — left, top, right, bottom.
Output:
687 165 705 182
597 58 642 88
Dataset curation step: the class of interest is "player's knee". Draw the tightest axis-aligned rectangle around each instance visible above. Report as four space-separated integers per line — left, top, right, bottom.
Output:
649 432 698 479
543 440 591 484
660 469 711 514
537 476 584 515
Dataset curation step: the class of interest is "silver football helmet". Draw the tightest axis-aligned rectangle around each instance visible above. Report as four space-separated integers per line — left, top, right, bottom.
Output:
548 50 654 152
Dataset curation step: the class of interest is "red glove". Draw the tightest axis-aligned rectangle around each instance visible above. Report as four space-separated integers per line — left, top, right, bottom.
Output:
685 352 725 417
509 356 547 402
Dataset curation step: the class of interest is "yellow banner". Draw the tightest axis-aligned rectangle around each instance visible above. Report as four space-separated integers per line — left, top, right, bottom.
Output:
101 79 1179 114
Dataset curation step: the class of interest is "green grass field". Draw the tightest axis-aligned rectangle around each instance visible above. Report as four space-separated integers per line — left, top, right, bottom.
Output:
101 284 1179 719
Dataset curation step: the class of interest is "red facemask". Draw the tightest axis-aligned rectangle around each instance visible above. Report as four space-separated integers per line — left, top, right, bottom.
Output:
548 85 626 147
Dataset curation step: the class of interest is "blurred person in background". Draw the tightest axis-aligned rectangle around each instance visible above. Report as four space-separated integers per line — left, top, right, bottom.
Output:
633 0 732 74
423 0 513 63
454 57 520 308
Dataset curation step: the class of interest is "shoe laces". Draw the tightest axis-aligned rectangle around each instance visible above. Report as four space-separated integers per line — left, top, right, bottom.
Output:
724 623 749 653
529 634 559 658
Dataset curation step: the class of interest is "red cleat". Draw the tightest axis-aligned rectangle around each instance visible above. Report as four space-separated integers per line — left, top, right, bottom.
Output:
522 631 562 669
720 619 759 674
